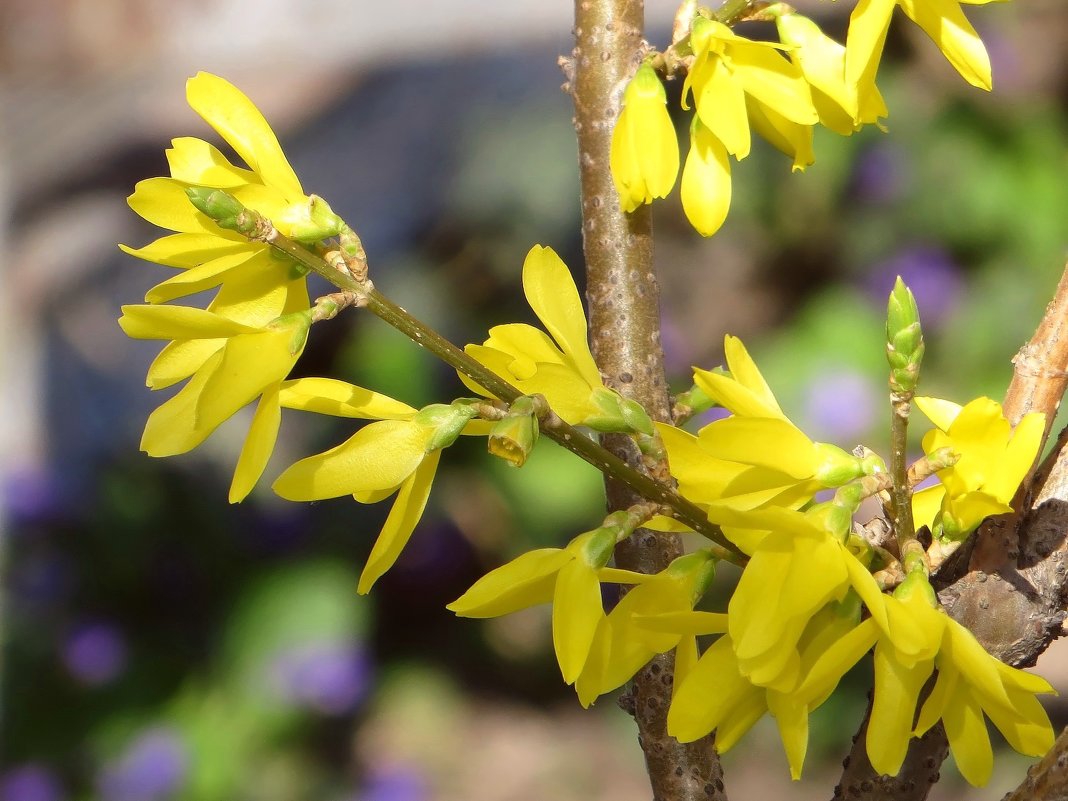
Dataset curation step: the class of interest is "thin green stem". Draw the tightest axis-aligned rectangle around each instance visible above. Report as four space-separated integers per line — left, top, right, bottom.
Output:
200 195 744 562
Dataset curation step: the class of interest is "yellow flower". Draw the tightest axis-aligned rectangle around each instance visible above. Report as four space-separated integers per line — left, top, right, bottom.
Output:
683 18 818 162
707 505 887 689
121 74 340 349
845 0 998 92
610 63 680 212
575 550 721 707
118 304 309 501
911 396 1044 538
669 599 862 779
449 528 635 684
461 246 650 432
274 402 480 593
659 336 875 519
795 575 1055 785
680 118 732 237
774 11 887 133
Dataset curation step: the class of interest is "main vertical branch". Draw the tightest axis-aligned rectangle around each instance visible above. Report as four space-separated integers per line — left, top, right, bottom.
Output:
570 1 726 798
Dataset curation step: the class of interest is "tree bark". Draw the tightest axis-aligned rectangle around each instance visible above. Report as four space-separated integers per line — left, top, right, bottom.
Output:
570 1 726 798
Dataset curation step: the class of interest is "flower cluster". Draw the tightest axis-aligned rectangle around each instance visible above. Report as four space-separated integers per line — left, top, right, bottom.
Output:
610 1 997 236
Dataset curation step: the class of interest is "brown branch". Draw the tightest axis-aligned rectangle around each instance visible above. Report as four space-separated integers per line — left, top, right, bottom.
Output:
1002 727 1068 801
838 262 1068 801
570 0 725 798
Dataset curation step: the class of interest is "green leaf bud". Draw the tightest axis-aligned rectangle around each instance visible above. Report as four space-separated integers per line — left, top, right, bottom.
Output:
585 388 655 435
286 194 346 243
488 395 541 467
886 276 925 394
186 187 252 232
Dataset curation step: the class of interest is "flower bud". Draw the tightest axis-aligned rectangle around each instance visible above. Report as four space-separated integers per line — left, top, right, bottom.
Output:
886 277 925 394
186 187 251 232
488 395 540 467
282 194 346 242
585 388 655 435
414 401 478 452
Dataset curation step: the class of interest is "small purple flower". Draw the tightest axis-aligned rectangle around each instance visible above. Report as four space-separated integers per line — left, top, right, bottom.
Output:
802 368 879 443
63 621 127 686
0 764 64 801
96 727 187 801
851 142 910 205
360 764 427 801
271 642 371 715
864 245 963 330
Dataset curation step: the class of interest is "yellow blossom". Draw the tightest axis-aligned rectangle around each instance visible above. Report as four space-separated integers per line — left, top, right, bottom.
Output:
845 0 998 93
775 11 887 132
118 304 309 501
461 246 650 432
912 396 1044 538
273 402 481 592
683 17 818 162
574 550 720 707
610 63 680 212
449 528 641 684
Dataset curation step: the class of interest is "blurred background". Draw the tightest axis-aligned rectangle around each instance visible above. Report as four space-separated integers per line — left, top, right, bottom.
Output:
1 1 1067 799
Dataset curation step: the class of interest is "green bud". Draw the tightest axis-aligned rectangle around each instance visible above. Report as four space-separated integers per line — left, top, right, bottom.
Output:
813 442 865 487
886 277 925 394
664 550 718 603
672 382 716 420
893 570 938 606
414 401 478 452
287 195 346 243
186 187 253 232
488 396 540 467
584 388 655 435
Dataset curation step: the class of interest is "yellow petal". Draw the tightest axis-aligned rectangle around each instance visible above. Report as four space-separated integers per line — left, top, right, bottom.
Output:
845 0 897 89
165 136 256 187
522 246 602 390
229 383 281 503
729 41 819 126
911 485 946 533
553 560 605 684
120 233 252 268
141 348 223 456
144 251 259 304
899 0 992 90
745 97 815 172
118 304 257 340
127 177 240 238
915 395 963 431
185 72 304 200
767 691 809 780
448 548 572 617
985 686 1055 758
358 450 441 594
697 417 817 478
146 338 224 390
942 684 993 786
867 643 935 776
681 119 732 237
273 420 427 501
695 56 751 159
278 377 416 419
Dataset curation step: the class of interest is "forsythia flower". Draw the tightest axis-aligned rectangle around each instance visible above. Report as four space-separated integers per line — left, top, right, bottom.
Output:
804 575 1055 785
575 550 720 706
669 599 862 779
774 11 887 133
683 18 818 162
658 336 875 520
122 73 339 334
118 304 310 501
845 0 997 92
461 246 651 433
912 396 1044 539
610 63 680 212
449 528 636 684
704 505 887 689
273 403 479 592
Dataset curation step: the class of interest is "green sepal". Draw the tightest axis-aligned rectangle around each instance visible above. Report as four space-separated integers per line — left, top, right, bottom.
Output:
584 388 655 435
269 310 312 355
567 527 618 569
813 442 866 487
287 194 345 243
414 401 480 452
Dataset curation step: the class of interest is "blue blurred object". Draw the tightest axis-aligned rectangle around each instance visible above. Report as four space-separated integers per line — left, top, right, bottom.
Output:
270 642 372 715
62 620 128 687
0 764 64 801
95 727 188 801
